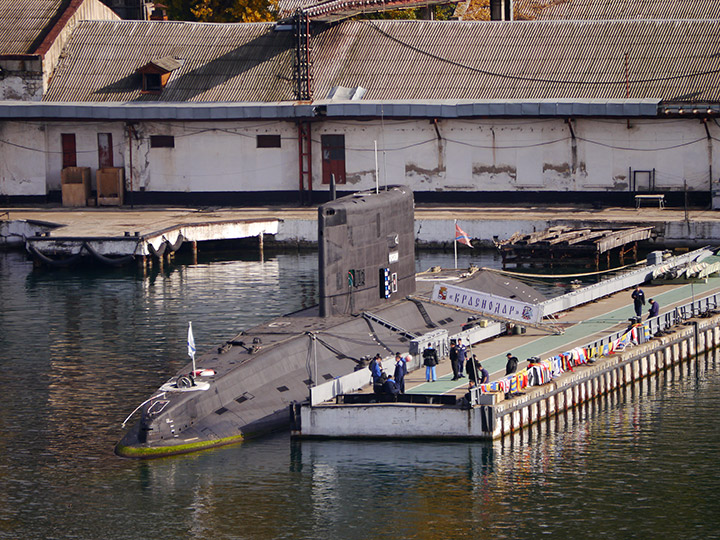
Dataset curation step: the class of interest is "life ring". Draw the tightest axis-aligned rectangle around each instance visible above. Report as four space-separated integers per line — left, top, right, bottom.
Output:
176 375 194 388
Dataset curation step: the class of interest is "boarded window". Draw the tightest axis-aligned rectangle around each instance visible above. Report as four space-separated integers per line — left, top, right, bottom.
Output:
61 134 77 168
150 135 174 148
257 134 281 148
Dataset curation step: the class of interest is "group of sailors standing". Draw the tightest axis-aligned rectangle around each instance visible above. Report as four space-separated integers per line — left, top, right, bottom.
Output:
369 352 409 396
369 339 496 397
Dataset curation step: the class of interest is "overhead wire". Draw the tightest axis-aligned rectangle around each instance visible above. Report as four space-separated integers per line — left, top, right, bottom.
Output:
360 19 720 87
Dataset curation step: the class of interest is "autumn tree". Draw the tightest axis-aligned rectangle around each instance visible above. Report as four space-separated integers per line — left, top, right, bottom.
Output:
165 0 279 23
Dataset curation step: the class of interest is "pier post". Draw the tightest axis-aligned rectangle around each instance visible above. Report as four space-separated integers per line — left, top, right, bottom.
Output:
191 241 197 264
258 232 264 262
137 255 147 276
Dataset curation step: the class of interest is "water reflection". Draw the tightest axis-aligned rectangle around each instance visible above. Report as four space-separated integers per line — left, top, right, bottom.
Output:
2 250 720 539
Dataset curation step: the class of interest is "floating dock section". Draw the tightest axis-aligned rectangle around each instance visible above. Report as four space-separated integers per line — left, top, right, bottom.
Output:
4 216 279 268
292 288 720 441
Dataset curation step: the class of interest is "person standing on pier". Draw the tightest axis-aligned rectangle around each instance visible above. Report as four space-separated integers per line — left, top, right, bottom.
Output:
648 298 660 319
632 285 646 318
466 353 478 385
457 338 467 378
369 354 384 385
449 341 460 380
423 345 438 382
394 352 407 393
505 353 519 375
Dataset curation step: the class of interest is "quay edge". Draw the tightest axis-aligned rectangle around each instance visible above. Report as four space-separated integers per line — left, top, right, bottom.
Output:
293 312 720 441
4 206 720 251
264 210 720 249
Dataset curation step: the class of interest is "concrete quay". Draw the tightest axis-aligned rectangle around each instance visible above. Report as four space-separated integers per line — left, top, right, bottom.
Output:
2 203 720 249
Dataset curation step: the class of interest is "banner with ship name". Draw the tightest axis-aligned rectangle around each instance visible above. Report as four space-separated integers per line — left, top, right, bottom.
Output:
431 283 544 325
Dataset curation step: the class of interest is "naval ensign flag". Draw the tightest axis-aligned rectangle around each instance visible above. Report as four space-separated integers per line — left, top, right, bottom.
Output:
455 222 473 248
188 321 196 373
454 220 473 269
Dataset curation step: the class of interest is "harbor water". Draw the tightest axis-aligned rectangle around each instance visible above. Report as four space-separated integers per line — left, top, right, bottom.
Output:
1 248 719 539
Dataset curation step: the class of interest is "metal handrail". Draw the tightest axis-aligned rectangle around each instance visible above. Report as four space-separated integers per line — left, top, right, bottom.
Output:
583 289 720 356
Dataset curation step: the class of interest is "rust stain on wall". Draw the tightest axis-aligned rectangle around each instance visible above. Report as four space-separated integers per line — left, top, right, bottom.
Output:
472 164 517 179
405 163 446 182
543 163 571 175
611 176 629 190
345 172 369 184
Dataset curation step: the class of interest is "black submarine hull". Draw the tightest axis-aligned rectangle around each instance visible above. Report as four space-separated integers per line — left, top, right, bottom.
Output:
115 187 544 459
116 187 419 458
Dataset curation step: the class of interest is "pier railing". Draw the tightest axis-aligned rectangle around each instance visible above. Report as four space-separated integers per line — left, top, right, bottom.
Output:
539 247 714 316
586 289 720 354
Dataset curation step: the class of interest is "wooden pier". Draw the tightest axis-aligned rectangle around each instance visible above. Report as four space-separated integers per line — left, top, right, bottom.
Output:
496 226 654 269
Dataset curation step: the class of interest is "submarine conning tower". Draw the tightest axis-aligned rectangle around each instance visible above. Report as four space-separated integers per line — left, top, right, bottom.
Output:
318 186 416 317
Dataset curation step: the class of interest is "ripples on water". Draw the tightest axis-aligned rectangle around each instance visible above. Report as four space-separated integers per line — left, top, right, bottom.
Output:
1 249 719 539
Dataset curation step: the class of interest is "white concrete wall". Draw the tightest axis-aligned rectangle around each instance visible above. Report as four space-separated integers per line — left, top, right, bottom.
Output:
0 59 44 101
302 403 488 438
0 121 47 195
1 115 718 200
43 122 127 191
129 120 298 192
323 117 718 194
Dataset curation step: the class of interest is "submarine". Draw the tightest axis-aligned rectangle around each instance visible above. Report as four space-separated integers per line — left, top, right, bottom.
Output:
115 186 545 458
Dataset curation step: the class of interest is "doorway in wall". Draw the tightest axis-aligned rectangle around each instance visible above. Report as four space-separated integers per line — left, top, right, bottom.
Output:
321 134 346 185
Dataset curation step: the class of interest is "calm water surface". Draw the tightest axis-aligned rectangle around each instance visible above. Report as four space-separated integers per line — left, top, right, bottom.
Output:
1 248 718 539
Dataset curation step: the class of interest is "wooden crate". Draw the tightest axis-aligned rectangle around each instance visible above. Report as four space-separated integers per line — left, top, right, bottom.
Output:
61 167 91 207
96 167 124 206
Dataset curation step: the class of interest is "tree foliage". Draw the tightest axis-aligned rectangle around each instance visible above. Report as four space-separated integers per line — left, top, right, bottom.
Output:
353 3 456 21
460 0 568 21
165 0 278 23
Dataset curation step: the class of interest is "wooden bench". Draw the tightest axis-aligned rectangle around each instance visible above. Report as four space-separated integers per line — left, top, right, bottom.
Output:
635 194 665 209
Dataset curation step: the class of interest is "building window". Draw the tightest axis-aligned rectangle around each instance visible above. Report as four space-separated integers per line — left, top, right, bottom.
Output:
150 135 175 148
97 133 113 168
257 134 281 148
143 73 162 93
137 57 182 94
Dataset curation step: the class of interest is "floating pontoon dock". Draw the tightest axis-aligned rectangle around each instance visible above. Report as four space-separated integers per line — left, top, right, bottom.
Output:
1 209 279 268
291 252 720 440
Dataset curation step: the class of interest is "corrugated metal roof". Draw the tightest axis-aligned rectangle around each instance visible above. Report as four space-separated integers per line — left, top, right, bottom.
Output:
44 20 296 102
311 19 720 102
513 0 720 21
0 0 65 55
44 19 720 103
